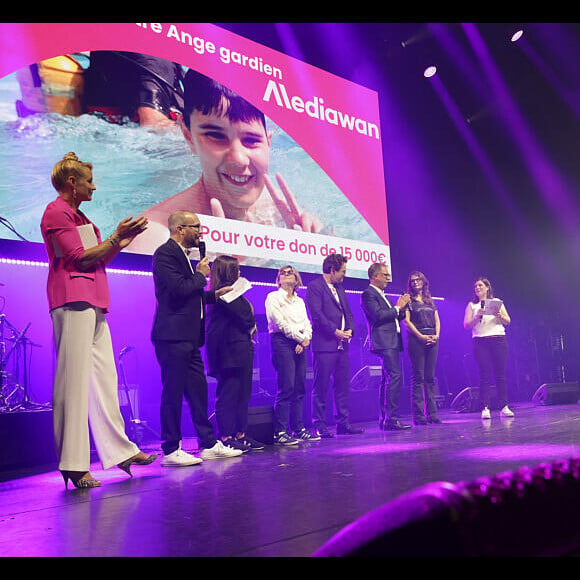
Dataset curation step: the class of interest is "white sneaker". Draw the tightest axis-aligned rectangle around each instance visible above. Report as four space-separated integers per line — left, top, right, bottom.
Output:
200 440 243 460
500 405 515 418
481 406 491 420
161 448 203 467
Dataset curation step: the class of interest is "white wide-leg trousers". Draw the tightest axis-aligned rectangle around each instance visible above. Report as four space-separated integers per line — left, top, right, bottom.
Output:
50 303 139 471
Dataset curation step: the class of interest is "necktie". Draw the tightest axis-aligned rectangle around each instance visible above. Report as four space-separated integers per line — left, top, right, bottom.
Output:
330 284 345 330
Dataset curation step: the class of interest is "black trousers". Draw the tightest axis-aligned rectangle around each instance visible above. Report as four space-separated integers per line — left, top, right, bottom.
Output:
377 348 403 422
311 349 350 428
214 361 253 439
271 333 307 434
408 334 440 420
153 340 217 454
473 335 509 409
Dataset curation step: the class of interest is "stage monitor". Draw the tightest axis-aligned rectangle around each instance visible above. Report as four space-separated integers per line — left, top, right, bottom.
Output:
0 23 389 279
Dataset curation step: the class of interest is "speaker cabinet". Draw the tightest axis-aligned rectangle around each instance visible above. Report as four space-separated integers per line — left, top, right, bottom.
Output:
246 405 274 444
450 386 498 413
532 382 579 406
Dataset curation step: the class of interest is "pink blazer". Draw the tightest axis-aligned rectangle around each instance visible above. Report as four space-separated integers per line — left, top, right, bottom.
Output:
40 196 111 312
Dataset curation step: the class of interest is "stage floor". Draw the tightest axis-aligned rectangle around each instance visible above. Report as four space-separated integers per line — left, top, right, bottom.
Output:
1 402 580 558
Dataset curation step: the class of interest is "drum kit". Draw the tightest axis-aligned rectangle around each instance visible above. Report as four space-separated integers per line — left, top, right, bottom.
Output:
0 287 48 413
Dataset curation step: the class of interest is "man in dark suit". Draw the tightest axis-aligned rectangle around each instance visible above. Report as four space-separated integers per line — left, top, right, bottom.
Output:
151 210 242 465
305 253 364 438
361 262 412 431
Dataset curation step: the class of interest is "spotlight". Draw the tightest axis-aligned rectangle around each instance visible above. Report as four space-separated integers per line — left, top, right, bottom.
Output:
423 66 437 78
510 29 524 42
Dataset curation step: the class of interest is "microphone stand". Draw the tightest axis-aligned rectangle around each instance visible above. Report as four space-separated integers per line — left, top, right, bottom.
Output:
1 316 47 412
118 346 159 445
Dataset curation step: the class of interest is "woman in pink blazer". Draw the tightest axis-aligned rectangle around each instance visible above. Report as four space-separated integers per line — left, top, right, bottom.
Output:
40 152 157 488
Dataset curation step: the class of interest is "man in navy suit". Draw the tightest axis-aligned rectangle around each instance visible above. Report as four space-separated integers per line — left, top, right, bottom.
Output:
361 262 412 430
151 210 242 465
305 253 364 438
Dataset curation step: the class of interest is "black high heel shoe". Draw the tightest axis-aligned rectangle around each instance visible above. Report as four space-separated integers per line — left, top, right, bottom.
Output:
60 470 102 489
117 452 159 477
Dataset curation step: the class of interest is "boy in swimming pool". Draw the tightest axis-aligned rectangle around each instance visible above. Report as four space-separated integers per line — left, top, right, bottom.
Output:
130 69 323 253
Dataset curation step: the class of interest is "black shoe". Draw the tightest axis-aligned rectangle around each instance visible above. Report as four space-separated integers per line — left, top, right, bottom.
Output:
413 417 428 425
314 427 334 439
238 435 266 450
427 417 443 424
385 419 411 430
336 424 365 435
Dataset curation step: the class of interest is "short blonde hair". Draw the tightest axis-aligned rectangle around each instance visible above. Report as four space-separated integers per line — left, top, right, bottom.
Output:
276 265 302 293
51 152 92 192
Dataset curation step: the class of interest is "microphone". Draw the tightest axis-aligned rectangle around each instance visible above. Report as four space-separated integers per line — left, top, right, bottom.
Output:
198 241 206 260
119 345 135 357
403 290 412 311
478 300 485 323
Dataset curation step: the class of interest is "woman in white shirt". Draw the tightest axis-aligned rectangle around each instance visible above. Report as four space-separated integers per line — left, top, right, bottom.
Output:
265 265 319 445
463 277 514 420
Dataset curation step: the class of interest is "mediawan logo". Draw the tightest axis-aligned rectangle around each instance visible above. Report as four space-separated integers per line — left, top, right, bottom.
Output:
263 80 380 140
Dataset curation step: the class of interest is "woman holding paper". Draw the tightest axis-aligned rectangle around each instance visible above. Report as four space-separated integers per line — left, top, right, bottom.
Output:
40 152 157 489
206 255 264 451
463 277 514 420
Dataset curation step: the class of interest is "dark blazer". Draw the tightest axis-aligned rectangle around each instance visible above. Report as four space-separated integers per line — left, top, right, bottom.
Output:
206 295 256 377
305 276 354 352
360 285 405 352
151 238 216 345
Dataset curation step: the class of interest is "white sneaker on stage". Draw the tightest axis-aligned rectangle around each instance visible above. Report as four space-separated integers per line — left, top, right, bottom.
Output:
161 448 203 467
500 405 515 418
200 440 243 460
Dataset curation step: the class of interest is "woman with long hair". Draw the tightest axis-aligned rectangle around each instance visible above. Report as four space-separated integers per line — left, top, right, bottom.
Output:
404 271 442 425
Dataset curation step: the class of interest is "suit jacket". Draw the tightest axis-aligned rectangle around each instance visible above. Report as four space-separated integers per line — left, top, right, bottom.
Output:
305 276 354 352
151 238 216 345
361 285 405 352
206 295 256 377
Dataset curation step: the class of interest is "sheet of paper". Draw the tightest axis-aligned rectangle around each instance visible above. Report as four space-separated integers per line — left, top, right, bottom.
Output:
77 224 98 249
220 276 252 303
483 299 503 316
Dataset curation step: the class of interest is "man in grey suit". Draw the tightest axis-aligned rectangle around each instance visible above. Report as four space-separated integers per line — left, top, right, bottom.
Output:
151 210 242 465
361 262 412 430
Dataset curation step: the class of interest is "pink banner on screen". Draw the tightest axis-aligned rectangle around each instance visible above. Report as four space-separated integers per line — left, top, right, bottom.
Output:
0 22 389 244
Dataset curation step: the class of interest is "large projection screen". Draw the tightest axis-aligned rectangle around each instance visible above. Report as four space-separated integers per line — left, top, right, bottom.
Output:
0 23 390 278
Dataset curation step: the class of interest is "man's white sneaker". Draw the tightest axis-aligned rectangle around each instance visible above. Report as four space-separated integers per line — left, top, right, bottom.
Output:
500 405 515 418
161 448 203 467
200 440 243 460
481 406 491 420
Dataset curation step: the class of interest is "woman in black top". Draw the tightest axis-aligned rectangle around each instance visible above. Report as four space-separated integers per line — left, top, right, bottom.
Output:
205 255 264 451
404 271 442 425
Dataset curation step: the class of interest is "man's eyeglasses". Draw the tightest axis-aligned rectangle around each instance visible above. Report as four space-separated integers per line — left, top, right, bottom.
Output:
179 224 201 229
